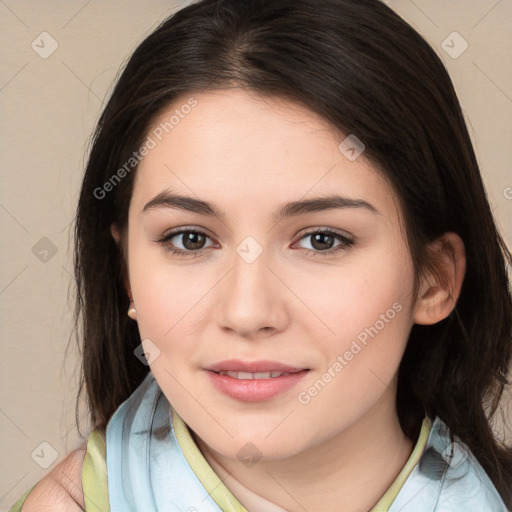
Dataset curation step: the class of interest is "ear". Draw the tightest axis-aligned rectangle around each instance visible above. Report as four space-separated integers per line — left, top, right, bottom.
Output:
110 223 132 300
110 223 121 243
413 232 466 325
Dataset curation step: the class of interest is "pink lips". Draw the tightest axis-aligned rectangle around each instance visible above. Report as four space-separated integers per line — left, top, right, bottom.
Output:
204 359 306 374
204 359 309 402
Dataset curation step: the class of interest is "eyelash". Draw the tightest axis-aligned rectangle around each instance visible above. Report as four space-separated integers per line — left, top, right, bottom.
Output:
155 227 355 259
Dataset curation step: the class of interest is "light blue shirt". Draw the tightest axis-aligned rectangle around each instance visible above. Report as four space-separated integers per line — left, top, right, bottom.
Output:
105 371 509 511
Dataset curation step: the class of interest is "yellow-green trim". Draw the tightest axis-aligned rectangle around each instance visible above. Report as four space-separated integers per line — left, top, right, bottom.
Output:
173 406 431 512
370 416 432 511
82 429 110 512
171 405 249 512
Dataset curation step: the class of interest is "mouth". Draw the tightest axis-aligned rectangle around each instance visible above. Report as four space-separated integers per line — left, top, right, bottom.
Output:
204 359 308 374
213 370 300 379
203 359 310 402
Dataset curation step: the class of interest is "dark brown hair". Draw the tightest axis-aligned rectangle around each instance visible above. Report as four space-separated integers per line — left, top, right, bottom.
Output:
73 0 512 505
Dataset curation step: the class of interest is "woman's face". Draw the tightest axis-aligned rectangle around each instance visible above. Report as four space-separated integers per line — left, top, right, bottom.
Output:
125 88 419 460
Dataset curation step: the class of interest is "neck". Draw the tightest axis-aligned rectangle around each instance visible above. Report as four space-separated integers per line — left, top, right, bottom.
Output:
194 389 416 512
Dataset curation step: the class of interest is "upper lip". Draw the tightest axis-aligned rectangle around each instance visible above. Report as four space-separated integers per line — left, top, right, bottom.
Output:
204 359 308 373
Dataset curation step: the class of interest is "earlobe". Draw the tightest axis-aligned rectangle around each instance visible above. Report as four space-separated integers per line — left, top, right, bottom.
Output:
110 222 133 306
111 223 120 244
413 232 466 326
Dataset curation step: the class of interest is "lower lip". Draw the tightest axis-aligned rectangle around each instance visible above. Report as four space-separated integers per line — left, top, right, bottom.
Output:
205 370 309 402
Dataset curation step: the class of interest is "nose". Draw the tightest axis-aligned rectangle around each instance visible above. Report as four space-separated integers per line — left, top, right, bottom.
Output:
216 245 289 340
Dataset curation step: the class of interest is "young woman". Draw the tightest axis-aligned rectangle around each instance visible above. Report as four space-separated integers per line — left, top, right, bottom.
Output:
10 0 512 510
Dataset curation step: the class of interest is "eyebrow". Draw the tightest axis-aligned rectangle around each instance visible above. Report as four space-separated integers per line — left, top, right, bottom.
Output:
142 190 379 221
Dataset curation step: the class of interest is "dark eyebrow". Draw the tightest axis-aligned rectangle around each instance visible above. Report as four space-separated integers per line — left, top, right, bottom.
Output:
142 190 379 220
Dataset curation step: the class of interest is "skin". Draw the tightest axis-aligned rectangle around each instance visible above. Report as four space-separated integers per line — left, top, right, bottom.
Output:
110 88 465 511
22 445 86 511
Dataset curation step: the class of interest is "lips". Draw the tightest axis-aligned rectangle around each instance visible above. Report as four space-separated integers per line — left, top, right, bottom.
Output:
204 359 307 374
203 359 310 401
217 370 293 379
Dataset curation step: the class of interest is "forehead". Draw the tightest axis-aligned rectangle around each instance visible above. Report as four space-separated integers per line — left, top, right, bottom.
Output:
131 89 398 221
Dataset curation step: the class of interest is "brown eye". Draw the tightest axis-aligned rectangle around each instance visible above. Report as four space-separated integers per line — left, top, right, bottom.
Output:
156 228 215 257
296 229 354 256
310 232 336 251
178 231 208 251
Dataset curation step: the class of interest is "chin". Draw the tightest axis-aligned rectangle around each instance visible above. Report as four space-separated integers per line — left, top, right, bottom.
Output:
203 425 310 462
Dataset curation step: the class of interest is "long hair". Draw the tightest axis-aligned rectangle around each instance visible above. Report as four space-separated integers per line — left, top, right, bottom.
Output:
73 0 512 505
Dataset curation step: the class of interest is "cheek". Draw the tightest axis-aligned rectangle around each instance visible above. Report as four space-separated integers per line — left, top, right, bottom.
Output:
131 268 204 344
293 243 415 349
128 242 221 365
291 245 415 404
128 239 181 338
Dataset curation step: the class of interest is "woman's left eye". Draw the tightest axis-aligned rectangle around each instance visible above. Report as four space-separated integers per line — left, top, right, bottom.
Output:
155 228 354 258
294 229 354 256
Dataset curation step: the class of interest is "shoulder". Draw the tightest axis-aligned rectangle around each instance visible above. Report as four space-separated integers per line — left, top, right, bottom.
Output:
21 445 86 511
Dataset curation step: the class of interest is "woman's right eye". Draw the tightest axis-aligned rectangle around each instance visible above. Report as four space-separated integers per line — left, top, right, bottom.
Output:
156 228 215 258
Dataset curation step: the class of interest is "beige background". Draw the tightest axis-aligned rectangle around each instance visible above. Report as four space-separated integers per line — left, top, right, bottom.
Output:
0 0 511 509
